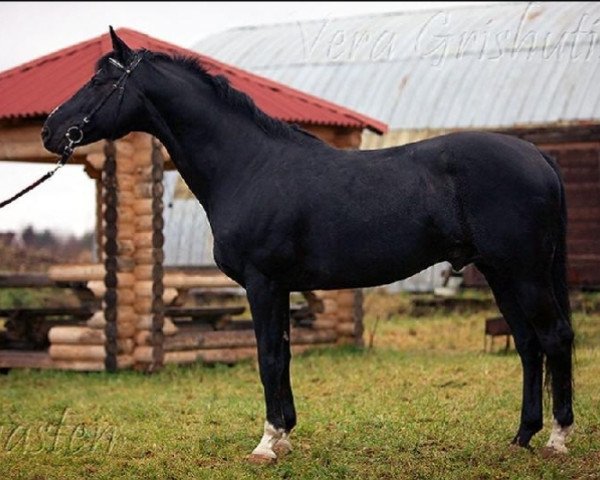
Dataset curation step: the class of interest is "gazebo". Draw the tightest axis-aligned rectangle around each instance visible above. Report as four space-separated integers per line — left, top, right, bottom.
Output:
0 28 386 372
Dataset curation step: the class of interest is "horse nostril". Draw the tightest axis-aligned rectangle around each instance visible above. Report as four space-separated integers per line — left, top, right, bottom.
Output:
41 126 51 141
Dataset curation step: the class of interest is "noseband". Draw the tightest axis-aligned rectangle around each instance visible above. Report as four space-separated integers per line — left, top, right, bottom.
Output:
0 52 144 209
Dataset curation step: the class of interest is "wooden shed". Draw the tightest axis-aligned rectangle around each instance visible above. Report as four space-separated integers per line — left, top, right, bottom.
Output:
195 2 600 289
0 28 386 372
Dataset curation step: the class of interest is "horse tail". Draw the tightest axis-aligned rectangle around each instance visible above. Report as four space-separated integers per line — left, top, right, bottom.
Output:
539 149 574 395
540 150 571 325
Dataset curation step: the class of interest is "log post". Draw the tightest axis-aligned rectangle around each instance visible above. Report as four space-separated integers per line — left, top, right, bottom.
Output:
130 134 165 372
103 141 118 371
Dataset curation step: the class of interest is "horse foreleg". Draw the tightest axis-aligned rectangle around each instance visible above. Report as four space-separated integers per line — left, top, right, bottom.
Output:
245 268 294 462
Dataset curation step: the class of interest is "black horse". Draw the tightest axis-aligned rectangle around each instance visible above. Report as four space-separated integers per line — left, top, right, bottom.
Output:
42 29 574 460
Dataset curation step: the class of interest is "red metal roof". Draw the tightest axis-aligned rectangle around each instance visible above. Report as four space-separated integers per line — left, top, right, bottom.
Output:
0 28 387 134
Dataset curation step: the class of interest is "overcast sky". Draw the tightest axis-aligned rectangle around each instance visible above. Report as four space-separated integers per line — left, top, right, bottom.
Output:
0 1 483 236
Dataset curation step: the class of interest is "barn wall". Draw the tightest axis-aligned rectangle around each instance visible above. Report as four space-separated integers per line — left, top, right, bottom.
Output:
541 142 600 287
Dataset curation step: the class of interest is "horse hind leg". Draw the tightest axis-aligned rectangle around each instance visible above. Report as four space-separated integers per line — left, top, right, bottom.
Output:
483 265 575 452
540 306 574 454
479 266 545 448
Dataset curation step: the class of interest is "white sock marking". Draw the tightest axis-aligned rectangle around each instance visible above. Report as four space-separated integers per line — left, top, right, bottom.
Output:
251 420 284 459
546 418 573 453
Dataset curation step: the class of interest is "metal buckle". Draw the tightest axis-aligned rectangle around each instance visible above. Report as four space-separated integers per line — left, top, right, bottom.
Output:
65 126 84 145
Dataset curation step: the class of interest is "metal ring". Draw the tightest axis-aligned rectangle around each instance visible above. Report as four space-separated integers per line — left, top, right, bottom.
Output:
65 126 84 145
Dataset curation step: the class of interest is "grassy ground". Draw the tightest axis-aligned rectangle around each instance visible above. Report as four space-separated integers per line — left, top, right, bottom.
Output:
1 291 599 479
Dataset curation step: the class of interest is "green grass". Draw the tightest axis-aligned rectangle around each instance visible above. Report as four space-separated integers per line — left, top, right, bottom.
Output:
1 293 599 479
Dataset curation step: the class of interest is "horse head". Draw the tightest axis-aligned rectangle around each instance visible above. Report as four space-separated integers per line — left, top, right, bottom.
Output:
42 27 149 155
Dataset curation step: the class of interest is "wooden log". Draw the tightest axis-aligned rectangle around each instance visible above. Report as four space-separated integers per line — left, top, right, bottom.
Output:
311 319 337 330
117 306 137 324
133 346 153 363
336 322 356 336
136 315 153 330
117 322 136 339
164 350 199 364
115 140 135 157
116 257 135 272
118 174 136 190
52 360 105 372
132 150 152 166
137 315 177 335
49 344 106 361
164 328 336 351
133 232 153 248
134 297 153 314
152 215 164 231
48 326 106 345
133 264 153 280
115 206 135 224
193 347 332 364
133 248 163 264
134 214 154 230
118 191 136 206
152 232 165 249
334 292 357 309
134 281 154 297
321 299 338 314
136 165 153 182
87 311 106 329
48 264 104 282
314 313 338 323
335 290 357 302
117 338 135 354
117 355 134 369
116 288 135 305
86 281 105 299
163 317 178 335
164 272 238 289
134 182 154 198
117 273 135 287
116 224 135 240
162 288 178 305
135 330 152 346
335 313 356 324
133 199 153 215
86 152 105 170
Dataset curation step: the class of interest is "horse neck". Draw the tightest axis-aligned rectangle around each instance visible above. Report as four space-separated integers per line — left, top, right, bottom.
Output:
139 63 303 212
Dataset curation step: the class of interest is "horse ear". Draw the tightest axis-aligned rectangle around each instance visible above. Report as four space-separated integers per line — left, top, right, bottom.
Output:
109 26 133 61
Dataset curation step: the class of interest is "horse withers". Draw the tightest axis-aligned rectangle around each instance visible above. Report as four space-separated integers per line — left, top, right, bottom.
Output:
42 28 574 461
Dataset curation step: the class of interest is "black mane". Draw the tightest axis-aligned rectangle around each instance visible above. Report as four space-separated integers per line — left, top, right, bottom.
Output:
97 50 319 142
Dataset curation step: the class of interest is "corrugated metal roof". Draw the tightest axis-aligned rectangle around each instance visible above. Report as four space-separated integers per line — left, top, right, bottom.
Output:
0 28 386 133
194 2 600 130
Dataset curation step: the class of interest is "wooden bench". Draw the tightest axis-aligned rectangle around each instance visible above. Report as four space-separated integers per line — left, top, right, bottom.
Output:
0 273 98 350
484 316 512 353
165 305 246 330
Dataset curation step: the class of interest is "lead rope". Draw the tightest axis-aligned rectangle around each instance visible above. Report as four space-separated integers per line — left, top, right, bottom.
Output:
0 144 74 209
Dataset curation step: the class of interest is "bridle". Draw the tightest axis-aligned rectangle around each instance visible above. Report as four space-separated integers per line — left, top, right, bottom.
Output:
0 51 145 209
63 51 145 157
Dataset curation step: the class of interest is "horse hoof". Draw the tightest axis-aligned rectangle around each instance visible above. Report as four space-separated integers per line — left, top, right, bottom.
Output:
247 452 277 464
540 445 568 458
508 442 533 454
273 438 292 456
